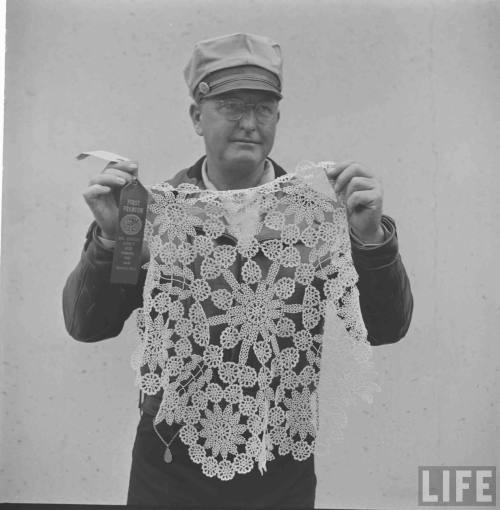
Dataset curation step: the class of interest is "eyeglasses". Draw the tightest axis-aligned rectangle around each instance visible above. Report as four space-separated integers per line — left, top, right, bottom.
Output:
210 98 279 124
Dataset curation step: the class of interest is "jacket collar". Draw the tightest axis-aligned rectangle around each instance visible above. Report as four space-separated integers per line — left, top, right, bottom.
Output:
186 155 287 187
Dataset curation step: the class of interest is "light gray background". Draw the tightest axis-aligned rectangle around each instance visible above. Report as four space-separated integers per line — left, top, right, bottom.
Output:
1 0 499 507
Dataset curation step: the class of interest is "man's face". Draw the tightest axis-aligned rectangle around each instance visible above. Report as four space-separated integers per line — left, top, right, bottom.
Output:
190 89 280 173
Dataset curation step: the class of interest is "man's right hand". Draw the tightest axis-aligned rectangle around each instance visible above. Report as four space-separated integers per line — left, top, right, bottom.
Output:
82 160 139 240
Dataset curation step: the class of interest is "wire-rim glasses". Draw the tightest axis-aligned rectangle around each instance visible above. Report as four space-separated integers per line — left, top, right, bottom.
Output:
210 98 279 124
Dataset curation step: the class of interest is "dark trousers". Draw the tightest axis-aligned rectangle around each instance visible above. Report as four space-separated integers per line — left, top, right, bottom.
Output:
127 412 317 508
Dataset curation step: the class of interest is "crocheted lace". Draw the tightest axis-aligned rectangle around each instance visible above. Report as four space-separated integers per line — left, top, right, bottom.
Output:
131 161 379 481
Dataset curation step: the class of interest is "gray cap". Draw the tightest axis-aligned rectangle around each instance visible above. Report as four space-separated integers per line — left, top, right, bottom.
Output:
184 33 283 101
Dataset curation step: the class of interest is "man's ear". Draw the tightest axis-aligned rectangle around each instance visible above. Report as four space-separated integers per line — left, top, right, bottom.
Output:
189 103 203 136
277 109 280 123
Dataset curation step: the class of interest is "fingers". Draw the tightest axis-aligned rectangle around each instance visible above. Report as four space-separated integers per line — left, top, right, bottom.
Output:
324 160 355 181
106 160 139 177
344 176 382 199
80 160 138 240
82 184 119 238
89 172 128 187
87 160 139 191
83 184 112 202
101 160 138 181
324 161 374 194
346 189 382 213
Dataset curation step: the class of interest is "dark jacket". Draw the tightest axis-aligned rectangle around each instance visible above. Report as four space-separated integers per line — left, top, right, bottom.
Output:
63 156 413 348
63 156 413 505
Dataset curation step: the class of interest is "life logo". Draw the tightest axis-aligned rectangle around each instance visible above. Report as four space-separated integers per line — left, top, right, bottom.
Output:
418 466 496 506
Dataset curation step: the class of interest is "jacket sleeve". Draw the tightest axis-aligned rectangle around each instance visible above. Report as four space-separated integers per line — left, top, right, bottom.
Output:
62 222 146 342
350 215 413 346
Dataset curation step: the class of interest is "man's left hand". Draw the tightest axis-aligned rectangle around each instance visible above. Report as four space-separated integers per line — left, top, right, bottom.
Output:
325 161 384 244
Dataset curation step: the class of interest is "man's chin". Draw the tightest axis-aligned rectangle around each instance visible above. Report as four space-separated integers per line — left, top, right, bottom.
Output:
225 152 265 171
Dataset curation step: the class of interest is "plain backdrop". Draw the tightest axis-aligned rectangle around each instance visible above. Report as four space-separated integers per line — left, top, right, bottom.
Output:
1 0 499 508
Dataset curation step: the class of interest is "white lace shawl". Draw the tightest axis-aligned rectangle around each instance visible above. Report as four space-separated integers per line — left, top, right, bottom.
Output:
131 161 379 481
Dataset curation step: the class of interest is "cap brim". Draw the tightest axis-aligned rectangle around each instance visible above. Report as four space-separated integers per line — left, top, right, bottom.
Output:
203 79 282 99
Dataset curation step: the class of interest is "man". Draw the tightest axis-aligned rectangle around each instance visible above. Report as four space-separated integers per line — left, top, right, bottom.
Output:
63 33 413 508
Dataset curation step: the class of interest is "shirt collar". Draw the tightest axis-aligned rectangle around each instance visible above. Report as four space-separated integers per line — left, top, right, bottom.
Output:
201 159 275 191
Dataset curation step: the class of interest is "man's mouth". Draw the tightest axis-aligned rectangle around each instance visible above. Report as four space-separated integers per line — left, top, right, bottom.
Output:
231 139 260 144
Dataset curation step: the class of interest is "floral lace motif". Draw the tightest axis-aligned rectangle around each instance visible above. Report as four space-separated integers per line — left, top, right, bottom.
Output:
131 162 379 480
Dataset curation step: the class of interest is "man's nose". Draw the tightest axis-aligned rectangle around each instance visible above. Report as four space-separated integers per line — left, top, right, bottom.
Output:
238 106 258 129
